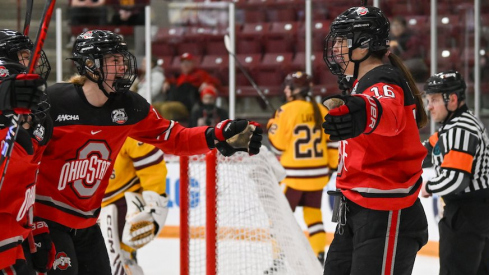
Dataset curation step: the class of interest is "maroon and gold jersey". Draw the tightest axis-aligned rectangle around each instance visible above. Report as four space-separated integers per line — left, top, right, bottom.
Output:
336 65 427 211
268 100 338 191
35 83 210 229
102 137 167 207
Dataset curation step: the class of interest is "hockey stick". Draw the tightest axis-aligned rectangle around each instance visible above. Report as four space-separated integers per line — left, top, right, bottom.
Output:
0 0 56 188
223 34 276 112
23 0 34 36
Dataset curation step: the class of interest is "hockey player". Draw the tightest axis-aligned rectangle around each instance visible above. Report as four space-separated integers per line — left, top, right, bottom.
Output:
99 137 168 274
422 71 489 274
267 71 338 265
32 29 262 275
0 58 53 273
321 5 429 275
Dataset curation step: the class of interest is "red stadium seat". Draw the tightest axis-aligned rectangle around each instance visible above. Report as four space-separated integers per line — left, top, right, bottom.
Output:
236 39 263 54
257 53 293 71
152 42 175 57
200 54 230 85
243 9 267 23
205 36 228 55
267 8 297 22
157 56 173 71
176 42 205 56
240 22 270 37
154 26 185 43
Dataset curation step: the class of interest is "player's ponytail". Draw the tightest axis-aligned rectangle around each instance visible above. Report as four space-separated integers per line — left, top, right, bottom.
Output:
68 74 87 85
387 52 428 129
310 98 323 130
371 49 428 129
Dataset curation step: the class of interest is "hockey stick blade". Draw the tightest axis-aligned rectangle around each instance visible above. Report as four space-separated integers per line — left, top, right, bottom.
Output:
23 0 34 36
223 34 276 112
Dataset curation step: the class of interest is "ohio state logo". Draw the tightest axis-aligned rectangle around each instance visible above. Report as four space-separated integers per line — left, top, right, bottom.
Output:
111 108 128 124
356 7 369 16
0 66 9 78
58 141 112 198
53 252 72 270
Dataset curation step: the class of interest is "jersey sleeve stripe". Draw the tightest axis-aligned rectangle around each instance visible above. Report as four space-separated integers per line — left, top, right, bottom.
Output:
440 150 474 173
163 120 175 141
132 148 164 169
269 138 284 155
428 170 466 196
429 133 438 146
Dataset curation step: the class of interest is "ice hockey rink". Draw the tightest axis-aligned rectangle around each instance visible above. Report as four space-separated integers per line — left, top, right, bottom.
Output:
137 238 440 274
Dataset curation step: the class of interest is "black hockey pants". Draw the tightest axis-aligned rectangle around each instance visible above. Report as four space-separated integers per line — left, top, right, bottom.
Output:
323 198 428 275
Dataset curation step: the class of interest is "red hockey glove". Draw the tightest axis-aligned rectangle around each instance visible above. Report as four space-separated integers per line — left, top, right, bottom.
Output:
322 94 382 141
212 119 263 156
31 221 56 273
0 74 45 114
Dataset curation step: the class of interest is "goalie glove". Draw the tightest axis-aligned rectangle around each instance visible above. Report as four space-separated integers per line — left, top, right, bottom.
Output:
212 119 263 156
322 94 382 141
122 191 169 249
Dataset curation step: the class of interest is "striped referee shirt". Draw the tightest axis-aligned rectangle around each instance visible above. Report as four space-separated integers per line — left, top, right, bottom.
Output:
423 105 489 201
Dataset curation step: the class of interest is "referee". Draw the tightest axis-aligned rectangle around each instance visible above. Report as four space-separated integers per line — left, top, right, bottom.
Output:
422 70 489 274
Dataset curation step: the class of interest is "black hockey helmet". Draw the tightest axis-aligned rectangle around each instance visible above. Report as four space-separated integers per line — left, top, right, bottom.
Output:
323 6 390 76
424 70 466 102
284 71 313 98
0 29 51 81
70 30 137 95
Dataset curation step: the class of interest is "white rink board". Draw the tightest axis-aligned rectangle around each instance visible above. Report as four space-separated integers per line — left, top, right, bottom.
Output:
163 161 441 241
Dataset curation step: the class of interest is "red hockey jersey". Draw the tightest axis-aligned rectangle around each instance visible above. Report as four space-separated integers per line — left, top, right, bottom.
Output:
336 65 427 211
35 83 210 229
0 126 47 269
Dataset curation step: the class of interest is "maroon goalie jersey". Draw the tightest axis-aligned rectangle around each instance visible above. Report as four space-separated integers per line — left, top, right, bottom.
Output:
336 65 427 211
35 83 210 229
0 128 46 269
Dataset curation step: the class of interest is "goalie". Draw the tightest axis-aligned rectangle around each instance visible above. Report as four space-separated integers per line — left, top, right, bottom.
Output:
99 137 168 275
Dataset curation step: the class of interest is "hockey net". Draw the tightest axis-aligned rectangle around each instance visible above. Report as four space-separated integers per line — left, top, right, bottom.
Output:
180 148 322 275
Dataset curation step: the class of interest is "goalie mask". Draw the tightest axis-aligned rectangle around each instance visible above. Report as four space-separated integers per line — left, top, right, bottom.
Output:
323 6 390 78
0 29 51 81
424 70 466 103
284 71 312 100
70 30 137 97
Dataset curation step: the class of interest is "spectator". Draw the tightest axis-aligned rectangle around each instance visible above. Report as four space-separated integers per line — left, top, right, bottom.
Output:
389 16 428 82
162 52 220 115
136 56 165 103
189 85 228 127
111 0 148 26
69 0 107 26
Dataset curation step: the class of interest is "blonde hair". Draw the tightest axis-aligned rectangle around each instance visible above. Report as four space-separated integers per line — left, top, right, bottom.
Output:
68 74 87 85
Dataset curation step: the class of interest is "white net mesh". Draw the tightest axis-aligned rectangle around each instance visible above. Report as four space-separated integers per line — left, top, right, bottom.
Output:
182 148 323 275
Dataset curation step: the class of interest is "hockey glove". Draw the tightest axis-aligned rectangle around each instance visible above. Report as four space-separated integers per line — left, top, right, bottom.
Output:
122 191 169 249
0 74 45 114
322 94 382 141
31 221 56 273
212 119 263 156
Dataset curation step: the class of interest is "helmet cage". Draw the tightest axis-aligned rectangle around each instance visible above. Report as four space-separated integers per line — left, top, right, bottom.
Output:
0 30 51 81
